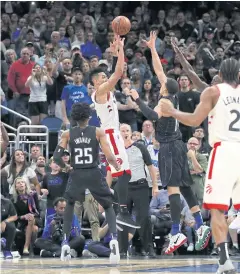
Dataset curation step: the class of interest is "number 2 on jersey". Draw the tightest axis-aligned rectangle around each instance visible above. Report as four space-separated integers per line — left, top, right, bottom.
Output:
74 148 93 164
229 109 240 132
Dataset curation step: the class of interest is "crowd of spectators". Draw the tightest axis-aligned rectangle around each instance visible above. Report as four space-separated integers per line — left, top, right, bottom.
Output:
1 0 240 260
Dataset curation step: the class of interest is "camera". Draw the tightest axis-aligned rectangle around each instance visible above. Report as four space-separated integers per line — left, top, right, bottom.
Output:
51 216 64 243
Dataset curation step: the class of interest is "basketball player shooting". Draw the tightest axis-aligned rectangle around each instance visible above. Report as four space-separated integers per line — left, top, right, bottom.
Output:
160 58 239 274
53 103 122 263
126 31 211 255
90 35 140 229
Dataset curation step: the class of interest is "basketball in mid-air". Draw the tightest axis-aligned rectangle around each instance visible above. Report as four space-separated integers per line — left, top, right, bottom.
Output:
112 16 131 36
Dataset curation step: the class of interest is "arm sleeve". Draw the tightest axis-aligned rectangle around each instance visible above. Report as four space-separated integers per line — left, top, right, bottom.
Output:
134 143 152 166
135 98 159 121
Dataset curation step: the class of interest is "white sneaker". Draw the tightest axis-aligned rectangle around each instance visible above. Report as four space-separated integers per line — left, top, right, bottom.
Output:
70 249 77 258
109 239 120 264
60 243 71 262
229 213 240 230
165 233 187 255
216 259 237 274
187 243 194 252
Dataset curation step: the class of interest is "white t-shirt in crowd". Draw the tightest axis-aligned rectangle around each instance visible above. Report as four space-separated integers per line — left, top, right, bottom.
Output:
28 76 48 103
3 164 36 194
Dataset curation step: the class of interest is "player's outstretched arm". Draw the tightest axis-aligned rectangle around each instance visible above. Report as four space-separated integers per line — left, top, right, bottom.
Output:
171 38 208 92
126 89 161 121
53 130 69 168
97 128 120 171
160 86 215 126
97 36 125 95
143 31 167 86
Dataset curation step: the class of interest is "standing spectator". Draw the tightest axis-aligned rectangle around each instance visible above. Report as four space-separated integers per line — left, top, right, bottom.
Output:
1 195 17 259
172 11 194 41
65 25 77 44
116 79 139 131
0 122 9 156
89 55 99 69
52 56 73 120
40 17 56 48
81 31 102 60
192 127 211 156
30 16 44 44
187 137 208 204
34 155 46 186
58 25 71 50
71 29 85 48
61 67 89 128
140 79 158 109
37 43 57 67
25 63 53 132
7 48 35 125
12 177 40 255
1 49 17 95
0 149 40 196
141 120 154 146
177 74 200 143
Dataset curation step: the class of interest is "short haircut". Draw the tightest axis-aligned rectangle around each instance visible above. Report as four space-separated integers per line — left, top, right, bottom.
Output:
53 197 66 207
71 102 92 122
89 67 105 85
90 55 99 61
166 78 179 95
219 58 240 84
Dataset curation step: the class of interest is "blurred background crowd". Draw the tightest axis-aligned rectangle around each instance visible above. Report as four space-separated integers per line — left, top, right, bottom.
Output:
0 0 240 260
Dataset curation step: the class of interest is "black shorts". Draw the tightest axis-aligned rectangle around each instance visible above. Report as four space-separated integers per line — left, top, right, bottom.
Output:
28 101 48 116
64 168 113 209
158 140 193 188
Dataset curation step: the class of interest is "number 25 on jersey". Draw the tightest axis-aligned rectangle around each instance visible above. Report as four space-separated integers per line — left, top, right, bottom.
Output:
74 148 93 164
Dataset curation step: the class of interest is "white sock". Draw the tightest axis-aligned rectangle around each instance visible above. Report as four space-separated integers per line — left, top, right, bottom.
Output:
233 243 239 249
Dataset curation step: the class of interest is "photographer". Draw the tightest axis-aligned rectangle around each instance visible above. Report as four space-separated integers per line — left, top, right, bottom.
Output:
34 197 85 258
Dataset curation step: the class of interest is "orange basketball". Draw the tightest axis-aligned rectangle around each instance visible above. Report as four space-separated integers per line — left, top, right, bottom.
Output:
112 16 131 36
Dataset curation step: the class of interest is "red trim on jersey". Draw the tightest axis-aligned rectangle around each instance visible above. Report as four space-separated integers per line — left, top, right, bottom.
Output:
207 142 221 179
107 92 110 101
112 169 131 178
203 202 229 211
214 84 221 96
105 129 119 155
106 166 111 172
234 204 240 210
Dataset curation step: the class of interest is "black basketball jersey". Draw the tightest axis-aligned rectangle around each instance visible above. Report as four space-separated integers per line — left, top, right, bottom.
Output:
154 95 182 143
69 126 99 169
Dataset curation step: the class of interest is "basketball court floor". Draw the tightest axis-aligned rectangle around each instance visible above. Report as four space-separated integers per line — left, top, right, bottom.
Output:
1 256 240 274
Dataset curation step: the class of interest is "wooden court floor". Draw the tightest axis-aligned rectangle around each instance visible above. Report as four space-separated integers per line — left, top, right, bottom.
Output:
1 256 240 274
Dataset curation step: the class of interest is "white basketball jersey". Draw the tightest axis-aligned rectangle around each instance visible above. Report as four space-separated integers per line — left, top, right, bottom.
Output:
92 92 120 130
208 83 240 146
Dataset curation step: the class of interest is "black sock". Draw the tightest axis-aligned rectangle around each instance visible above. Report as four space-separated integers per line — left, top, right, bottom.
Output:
63 201 75 240
169 194 181 235
115 171 131 205
217 242 229 265
105 206 117 234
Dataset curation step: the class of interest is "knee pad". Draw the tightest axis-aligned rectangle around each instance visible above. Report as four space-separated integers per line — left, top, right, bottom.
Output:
180 186 198 209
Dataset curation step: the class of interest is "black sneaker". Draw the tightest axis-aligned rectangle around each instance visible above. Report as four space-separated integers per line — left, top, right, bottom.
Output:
40 249 53 257
116 213 140 229
229 246 240 256
210 247 219 256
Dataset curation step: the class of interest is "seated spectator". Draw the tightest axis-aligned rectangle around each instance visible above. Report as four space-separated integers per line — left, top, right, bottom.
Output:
1 195 17 259
30 145 42 170
35 197 85 258
0 149 40 196
41 159 69 217
193 127 212 156
187 137 208 205
227 206 240 256
12 177 41 255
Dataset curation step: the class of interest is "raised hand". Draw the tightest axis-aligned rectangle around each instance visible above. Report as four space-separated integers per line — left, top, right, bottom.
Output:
118 37 125 48
171 37 180 53
142 31 157 50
